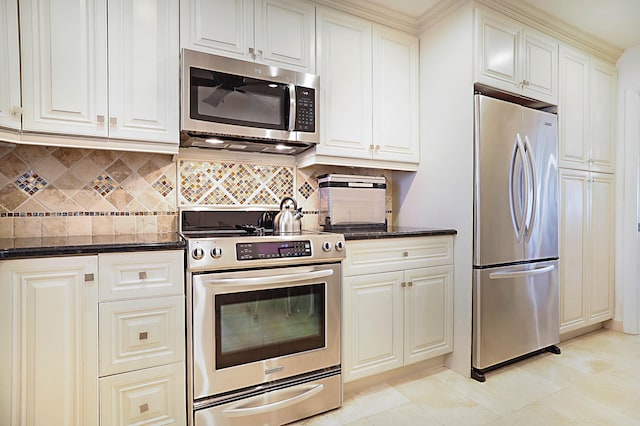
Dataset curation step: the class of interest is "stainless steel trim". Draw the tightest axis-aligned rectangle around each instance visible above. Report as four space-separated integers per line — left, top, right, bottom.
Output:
523 135 537 241
221 383 324 418
202 269 333 287
288 84 296 131
489 264 555 279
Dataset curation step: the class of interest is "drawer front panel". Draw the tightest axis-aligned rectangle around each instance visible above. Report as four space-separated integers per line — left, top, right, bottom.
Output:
100 362 186 426
344 236 453 276
99 250 184 300
99 296 185 376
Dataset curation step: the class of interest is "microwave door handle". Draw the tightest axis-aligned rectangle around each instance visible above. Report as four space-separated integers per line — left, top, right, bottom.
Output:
288 84 296 131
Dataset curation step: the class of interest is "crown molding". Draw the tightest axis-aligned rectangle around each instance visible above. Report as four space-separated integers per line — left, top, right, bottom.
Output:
312 0 419 34
417 0 470 34
475 0 623 63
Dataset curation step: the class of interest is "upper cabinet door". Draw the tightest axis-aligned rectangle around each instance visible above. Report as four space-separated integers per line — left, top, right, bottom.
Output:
315 7 372 160
107 0 179 143
180 0 252 60
254 0 315 72
20 0 108 136
589 59 617 173
558 45 590 170
475 9 521 92
522 29 558 104
0 0 21 130
372 25 419 164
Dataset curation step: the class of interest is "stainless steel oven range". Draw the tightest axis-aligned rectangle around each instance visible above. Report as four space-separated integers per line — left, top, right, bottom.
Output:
181 209 346 426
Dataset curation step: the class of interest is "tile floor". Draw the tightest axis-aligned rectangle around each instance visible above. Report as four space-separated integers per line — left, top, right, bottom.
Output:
293 329 640 425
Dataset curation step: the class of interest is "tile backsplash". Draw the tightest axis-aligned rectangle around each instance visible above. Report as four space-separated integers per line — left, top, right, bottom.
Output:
0 144 393 237
0 145 177 237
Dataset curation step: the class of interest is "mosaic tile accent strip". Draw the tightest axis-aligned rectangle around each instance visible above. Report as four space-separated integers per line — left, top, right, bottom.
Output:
15 170 48 196
178 160 294 207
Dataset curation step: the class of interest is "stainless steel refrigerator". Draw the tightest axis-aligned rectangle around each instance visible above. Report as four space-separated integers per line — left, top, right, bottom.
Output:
472 94 560 382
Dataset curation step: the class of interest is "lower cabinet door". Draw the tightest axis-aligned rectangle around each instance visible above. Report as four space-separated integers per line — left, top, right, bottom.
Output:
403 265 454 365
100 362 186 425
343 271 404 382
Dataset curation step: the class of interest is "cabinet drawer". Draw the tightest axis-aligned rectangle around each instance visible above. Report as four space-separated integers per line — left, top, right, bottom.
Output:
99 250 184 300
344 236 453 276
100 362 186 426
99 296 185 376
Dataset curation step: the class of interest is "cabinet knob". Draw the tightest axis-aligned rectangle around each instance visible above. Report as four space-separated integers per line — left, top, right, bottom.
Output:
369 144 375 150
84 273 95 283
139 271 148 280
109 117 118 126
139 403 149 413
97 115 105 123
139 331 148 340
407 281 413 287
402 251 409 257
375 145 381 150
401 282 407 288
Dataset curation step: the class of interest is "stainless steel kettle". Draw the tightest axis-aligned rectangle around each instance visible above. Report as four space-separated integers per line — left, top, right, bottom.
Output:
274 197 303 234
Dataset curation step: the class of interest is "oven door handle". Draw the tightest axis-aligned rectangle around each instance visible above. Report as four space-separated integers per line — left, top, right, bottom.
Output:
203 269 334 287
222 383 324 418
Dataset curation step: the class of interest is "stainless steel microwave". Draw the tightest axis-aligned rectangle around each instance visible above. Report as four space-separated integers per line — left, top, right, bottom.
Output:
180 49 319 154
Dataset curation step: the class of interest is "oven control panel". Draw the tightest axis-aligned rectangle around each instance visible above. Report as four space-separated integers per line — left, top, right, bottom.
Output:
237 240 311 260
185 233 346 272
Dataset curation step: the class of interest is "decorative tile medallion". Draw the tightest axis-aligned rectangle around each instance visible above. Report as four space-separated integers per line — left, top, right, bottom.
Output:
152 174 175 197
92 173 117 197
298 181 314 199
15 170 48 196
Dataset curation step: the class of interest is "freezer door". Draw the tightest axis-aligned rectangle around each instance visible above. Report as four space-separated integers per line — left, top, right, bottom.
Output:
521 107 559 260
474 95 525 266
472 260 559 370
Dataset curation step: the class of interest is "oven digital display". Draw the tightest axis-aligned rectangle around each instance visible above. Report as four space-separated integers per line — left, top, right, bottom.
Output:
236 241 312 260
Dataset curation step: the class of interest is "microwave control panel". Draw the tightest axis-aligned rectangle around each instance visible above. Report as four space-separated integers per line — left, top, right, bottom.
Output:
294 87 315 132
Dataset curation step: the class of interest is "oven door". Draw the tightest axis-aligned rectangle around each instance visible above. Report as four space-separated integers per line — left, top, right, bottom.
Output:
192 263 341 399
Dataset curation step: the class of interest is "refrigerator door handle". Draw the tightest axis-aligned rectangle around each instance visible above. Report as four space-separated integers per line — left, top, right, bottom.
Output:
509 133 529 241
489 264 555 280
523 135 537 241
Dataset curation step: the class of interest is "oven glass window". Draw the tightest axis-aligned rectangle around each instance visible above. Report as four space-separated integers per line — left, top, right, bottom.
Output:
190 67 289 130
215 283 325 369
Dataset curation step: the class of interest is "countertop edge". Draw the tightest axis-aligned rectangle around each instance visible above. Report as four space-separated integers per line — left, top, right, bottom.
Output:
343 228 458 241
0 236 186 260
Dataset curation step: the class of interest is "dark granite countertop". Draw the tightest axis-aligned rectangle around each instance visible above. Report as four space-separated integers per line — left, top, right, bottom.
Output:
0 233 185 259
340 226 457 241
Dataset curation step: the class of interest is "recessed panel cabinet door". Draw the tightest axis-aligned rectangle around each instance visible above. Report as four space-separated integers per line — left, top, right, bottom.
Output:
589 60 617 173
0 256 98 426
343 271 403 382
107 0 179 143
0 0 21 130
522 29 557 104
316 7 372 160
20 0 108 136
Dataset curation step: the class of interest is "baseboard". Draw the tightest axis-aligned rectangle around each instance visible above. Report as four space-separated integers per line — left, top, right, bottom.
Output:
604 319 624 332
343 356 446 399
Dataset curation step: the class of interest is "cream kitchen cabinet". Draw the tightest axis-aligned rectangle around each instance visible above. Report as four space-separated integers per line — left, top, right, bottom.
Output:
559 169 615 334
0 0 21 131
297 7 419 171
342 236 454 383
558 45 617 173
98 250 186 425
19 0 179 152
474 7 558 105
0 256 99 426
180 0 315 72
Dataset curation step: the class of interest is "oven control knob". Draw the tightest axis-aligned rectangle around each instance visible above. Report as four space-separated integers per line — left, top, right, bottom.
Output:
322 241 332 252
210 247 223 259
335 241 345 251
192 247 205 260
